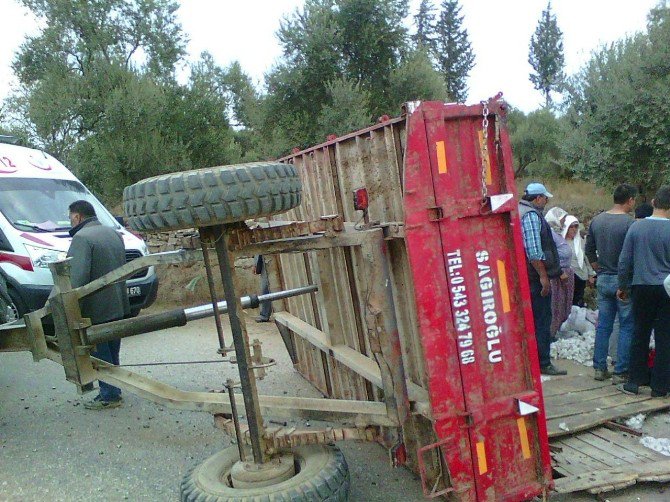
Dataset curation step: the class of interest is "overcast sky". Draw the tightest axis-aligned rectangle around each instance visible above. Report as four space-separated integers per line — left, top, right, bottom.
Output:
0 0 659 114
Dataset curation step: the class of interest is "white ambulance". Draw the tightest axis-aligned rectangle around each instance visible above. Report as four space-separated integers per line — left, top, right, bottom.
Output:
0 137 158 321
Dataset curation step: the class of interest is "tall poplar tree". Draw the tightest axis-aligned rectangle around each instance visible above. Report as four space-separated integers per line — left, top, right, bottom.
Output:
434 0 475 102
413 0 437 51
529 2 565 108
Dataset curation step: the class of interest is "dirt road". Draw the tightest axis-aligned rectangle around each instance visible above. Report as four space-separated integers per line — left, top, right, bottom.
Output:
0 313 423 501
2 310 670 501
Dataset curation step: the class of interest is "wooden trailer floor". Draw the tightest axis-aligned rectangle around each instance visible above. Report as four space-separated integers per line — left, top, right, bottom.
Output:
550 426 670 494
542 361 670 438
542 361 670 494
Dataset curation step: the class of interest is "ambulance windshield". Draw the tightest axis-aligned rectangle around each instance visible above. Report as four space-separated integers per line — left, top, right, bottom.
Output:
0 178 118 232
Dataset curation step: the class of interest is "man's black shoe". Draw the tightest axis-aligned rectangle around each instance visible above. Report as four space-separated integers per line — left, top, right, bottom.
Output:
541 364 567 376
651 390 668 398
618 382 639 395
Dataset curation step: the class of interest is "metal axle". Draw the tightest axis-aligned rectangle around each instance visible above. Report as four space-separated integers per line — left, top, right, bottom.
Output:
85 285 317 346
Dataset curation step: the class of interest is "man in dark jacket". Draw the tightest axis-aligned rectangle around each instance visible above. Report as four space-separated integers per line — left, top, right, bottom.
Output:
68 200 130 409
519 183 567 375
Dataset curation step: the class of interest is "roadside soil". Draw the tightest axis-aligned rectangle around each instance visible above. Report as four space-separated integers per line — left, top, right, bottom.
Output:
2 308 669 501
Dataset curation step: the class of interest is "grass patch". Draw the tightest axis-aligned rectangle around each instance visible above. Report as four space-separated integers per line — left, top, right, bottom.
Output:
517 178 610 223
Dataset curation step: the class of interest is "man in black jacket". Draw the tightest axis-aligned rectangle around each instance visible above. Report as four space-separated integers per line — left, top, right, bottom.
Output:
519 183 567 375
68 200 130 409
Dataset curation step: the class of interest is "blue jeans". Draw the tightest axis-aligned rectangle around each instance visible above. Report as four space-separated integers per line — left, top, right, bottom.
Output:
92 339 122 401
593 274 634 373
530 281 552 368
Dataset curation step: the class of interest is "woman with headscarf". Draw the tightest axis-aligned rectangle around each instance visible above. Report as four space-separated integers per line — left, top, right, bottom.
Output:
563 215 595 307
545 207 575 338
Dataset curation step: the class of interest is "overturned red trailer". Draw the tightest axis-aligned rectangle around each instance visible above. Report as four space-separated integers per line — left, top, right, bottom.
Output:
274 97 553 500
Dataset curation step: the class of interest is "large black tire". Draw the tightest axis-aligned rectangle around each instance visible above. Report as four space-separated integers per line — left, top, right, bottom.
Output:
123 162 302 232
180 445 350 501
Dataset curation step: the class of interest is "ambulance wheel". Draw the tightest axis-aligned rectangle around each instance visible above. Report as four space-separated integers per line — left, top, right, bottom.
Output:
180 444 350 501
123 162 302 232
6 287 25 323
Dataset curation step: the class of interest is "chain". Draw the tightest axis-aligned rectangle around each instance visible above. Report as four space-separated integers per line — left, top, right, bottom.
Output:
480 99 490 202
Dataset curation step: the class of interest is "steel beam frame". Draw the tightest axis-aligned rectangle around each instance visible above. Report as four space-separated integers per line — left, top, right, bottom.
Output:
2 220 420 446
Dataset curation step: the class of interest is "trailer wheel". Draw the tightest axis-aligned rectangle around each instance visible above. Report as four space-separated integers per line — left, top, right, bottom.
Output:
180 445 350 501
123 162 302 232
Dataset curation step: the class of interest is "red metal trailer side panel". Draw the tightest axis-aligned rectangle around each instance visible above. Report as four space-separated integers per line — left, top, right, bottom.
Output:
403 100 552 501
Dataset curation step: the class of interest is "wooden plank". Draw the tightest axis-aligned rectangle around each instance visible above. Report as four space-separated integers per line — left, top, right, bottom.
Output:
591 427 661 462
552 449 605 477
542 375 611 397
558 435 627 468
274 311 431 417
553 459 670 494
552 441 610 471
548 397 670 438
274 311 382 387
546 393 651 420
577 430 656 465
387 239 427 388
548 386 621 408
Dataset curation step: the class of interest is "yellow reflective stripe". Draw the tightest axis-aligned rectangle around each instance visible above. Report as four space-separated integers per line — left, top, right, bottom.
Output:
478 130 492 184
497 260 511 313
517 418 532 459
436 140 447 174
476 441 488 474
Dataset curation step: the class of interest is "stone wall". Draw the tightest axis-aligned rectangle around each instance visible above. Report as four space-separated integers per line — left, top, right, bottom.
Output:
137 229 260 308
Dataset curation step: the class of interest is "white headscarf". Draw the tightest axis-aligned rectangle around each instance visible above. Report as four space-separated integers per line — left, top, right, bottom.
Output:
545 207 568 233
562 215 585 269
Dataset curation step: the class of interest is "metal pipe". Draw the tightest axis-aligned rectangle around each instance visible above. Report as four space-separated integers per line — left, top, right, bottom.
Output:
86 285 318 345
200 235 228 353
227 379 246 462
184 285 317 321
212 226 266 464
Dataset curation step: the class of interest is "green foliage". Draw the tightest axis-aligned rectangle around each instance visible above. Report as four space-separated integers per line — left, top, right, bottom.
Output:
261 0 448 156
316 78 371 139
529 2 565 108
508 107 567 178
1 0 470 201
388 50 446 104
336 0 409 114
4 0 253 203
433 0 475 102
14 0 186 83
413 0 437 51
563 5 670 194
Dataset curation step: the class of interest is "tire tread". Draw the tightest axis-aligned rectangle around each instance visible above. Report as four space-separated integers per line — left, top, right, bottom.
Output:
123 162 302 232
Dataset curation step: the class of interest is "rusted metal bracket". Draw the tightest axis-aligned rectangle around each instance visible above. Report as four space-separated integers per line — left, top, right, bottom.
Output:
48 260 96 394
417 437 457 499
227 215 345 251
214 413 378 452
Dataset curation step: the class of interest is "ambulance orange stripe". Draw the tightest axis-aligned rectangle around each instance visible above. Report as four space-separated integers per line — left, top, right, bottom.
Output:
497 260 511 313
436 140 447 174
517 418 531 459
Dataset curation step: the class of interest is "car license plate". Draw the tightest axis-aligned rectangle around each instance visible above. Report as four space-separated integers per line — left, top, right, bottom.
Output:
127 286 142 297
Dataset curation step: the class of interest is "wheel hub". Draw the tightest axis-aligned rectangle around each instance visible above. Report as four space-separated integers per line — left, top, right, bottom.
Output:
230 453 295 489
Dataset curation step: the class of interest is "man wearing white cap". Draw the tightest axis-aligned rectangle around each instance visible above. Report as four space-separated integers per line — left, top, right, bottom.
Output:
519 182 567 375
